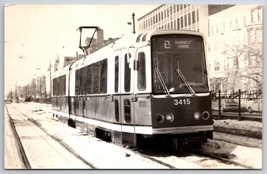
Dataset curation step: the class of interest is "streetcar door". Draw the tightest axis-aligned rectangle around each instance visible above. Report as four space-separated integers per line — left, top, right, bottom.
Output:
121 47 137 146
68 66 76 128
113 50 123 144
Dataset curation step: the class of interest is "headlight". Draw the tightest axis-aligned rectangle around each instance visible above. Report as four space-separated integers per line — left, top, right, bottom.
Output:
155 114 164 123
202 111 210 120
194 112 201 120
165 113 174 122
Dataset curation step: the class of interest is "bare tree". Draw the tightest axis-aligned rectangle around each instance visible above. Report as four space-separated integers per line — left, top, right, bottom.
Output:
221 43 262 93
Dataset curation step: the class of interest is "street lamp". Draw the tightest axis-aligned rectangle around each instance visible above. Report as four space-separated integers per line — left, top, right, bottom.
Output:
127 13 136 34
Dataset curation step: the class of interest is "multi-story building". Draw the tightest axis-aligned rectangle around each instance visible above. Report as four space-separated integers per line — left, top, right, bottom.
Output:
138 4 209 37
208 4 263 93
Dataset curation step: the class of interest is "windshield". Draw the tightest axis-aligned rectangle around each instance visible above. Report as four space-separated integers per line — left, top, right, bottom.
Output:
152 34 208 94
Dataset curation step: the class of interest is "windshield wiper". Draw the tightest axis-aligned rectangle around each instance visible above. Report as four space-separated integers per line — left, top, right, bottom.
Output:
154 68 170 97
175 59 196 96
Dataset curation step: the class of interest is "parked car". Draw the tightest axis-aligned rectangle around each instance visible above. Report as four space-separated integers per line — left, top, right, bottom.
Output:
221 99 239 112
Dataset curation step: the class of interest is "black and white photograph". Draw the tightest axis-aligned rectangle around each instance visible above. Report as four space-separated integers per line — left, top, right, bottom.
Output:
4 3 263 170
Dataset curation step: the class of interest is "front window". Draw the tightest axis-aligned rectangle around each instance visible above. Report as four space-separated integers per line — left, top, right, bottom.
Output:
152 34 208 95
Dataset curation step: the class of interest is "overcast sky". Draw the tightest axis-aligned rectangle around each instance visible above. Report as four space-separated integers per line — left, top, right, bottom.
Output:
4 4 159 95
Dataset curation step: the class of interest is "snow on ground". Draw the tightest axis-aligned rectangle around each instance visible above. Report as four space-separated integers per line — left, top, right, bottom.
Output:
6 102 263 169
214 119 262 133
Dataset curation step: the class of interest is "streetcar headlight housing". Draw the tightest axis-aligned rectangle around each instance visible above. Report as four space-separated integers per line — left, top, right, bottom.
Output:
155 114 164 123
202 111 210 120
165 113 174 122
194 112 201 120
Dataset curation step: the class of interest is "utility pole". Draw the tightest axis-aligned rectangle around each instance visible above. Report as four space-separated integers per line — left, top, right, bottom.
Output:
127 13 136 34
132 13 136 34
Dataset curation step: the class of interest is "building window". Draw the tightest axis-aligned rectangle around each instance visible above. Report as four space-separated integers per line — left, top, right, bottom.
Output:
247 28 254 44
235 18 239 29
251 9 257 23
214 41 219 51
181 17 183 28
192 10 196 24
258 6 262 21
184 15 187 27
214 61 220 71
188 13 191 25
197 9 199 22
243 15 246 26
255 28 262 43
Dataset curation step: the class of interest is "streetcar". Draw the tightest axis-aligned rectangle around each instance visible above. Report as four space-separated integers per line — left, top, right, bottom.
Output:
51 26 213 149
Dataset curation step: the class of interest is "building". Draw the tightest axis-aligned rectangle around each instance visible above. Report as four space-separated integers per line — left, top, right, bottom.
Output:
138 4 233 39
138 4 209 37
208 4 263 93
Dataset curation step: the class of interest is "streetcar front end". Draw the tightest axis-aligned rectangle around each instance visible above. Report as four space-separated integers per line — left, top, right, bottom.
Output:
149 31 213 141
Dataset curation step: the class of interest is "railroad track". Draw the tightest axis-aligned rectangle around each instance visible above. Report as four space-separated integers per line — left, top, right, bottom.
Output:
5 104 96 169
5 105 31 169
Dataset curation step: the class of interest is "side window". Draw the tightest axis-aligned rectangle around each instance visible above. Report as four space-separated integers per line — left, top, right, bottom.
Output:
62 75 66 95
53 78 57 96
58 77 62 95
92 63 99 93
114 99 119 122
81 67 87 95
138 52 146 90
100 59 107 93
124 99 131 123
86 65 92 94
115 56 119 93
124 53 131 92
75 69 80 95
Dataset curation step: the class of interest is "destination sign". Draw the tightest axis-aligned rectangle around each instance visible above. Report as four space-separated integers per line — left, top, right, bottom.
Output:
152 35 203 51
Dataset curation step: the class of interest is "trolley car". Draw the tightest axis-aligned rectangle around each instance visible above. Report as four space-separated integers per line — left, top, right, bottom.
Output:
51 27 213 149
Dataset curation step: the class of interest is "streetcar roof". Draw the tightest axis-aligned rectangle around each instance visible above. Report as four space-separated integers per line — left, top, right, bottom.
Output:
53 29 205 73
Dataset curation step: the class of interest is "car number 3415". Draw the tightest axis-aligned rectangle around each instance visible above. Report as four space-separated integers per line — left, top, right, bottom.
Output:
174 98 191 105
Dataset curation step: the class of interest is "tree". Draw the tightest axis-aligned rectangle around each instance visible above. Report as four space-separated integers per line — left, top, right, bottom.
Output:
221 43 262 93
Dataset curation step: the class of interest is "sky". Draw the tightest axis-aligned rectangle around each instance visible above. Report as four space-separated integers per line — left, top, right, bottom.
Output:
4 4 159 95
